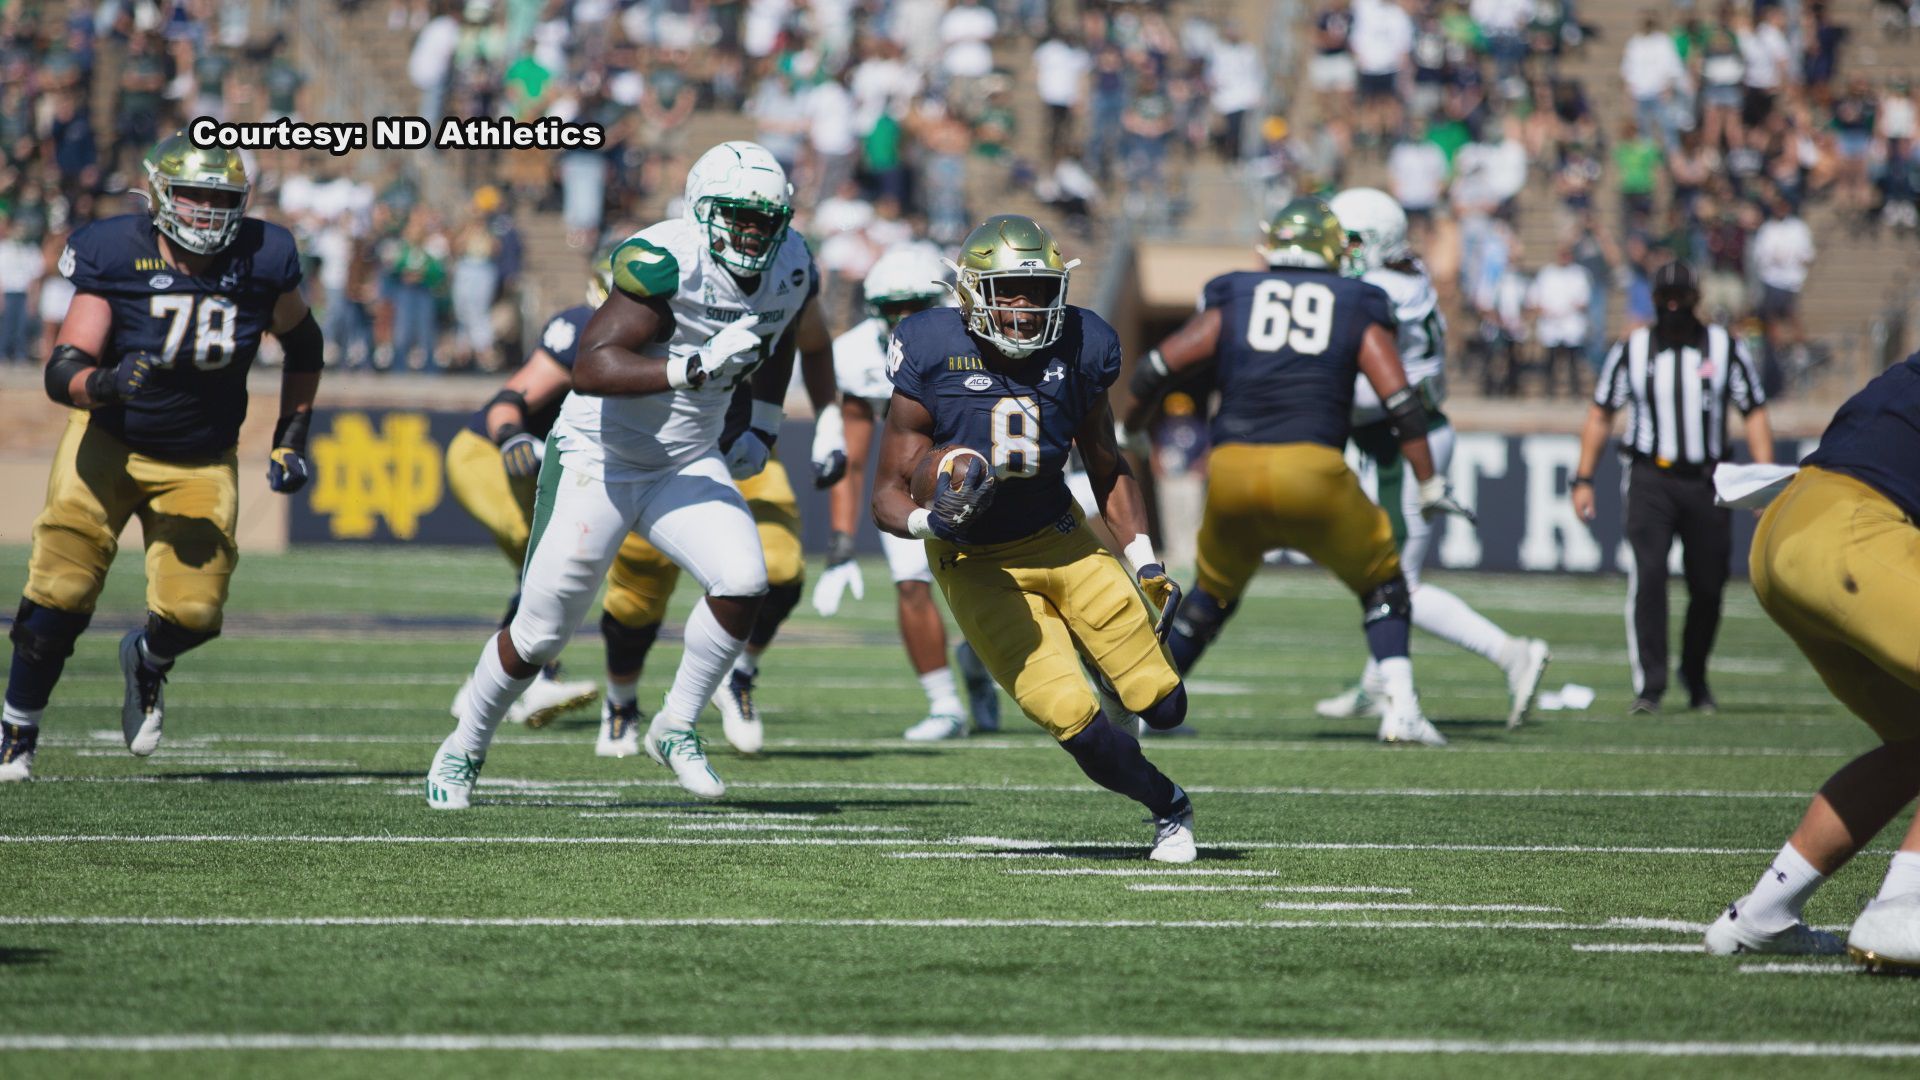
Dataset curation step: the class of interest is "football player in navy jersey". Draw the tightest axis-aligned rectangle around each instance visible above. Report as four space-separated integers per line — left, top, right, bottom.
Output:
1125 197 1468 748
872 215 1197 862
1700 353 1920 967
0 132 321 780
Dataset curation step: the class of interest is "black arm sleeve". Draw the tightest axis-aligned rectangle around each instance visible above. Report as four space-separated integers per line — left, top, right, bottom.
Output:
277 311 325 373
44 344 98 407
1129 349 1172 403
1384 386 1430 442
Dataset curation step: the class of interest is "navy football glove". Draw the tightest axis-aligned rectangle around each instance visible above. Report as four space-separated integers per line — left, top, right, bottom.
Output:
267 411 312 496
85 350 158 405
931 453 997 532
497 425 541 479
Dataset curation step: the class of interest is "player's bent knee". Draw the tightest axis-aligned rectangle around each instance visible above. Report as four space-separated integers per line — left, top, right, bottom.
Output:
896 579 935 609
1032 686 1101 741
507 616 569 668
1137 682 1189 731
1360 575 1411 625
145 611 220 656
761 539 804 589
603 584 673 629
10 599 91 665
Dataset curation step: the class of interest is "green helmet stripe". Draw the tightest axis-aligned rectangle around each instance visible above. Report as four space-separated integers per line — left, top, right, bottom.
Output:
612 238 680 299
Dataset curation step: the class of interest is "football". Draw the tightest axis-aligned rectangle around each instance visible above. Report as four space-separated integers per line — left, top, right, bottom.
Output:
909 445 990 508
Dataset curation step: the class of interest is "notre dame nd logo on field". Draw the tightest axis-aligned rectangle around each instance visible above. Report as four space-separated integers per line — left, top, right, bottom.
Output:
307 412 443 539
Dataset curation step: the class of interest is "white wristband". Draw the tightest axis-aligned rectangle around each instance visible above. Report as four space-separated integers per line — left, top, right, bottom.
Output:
1123 534 1158 574
750 399 785 433
907 508 937 540
666 354 697 390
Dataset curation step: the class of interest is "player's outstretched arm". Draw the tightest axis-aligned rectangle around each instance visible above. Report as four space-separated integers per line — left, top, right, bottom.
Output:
266 289 323 495
792 302 847 488
830 397 877 537
1077 392 1176 612
872 391 935 539
1358 322 1435 483
1122 306 1220 432
572 289 680 395
484 350 573 478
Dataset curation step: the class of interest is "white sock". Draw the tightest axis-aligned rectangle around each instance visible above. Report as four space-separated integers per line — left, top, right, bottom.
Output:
918 666 962 716
137 634 175 671
2 703 41 728
732 648 761 679
1742 842 1827 930
1359 658 1384 695
451 635 536 758
1411 584 1513 667
1377 656 1415 707
1876 851 1920 902
660 599 746 731
605 677 637 708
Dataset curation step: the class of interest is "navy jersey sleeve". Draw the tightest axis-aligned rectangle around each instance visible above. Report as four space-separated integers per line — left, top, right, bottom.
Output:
253 221 304 293
57 222 113 294
1200 273 1235 313
1073 307 1123 413
537 306 592 370
886 311 935 403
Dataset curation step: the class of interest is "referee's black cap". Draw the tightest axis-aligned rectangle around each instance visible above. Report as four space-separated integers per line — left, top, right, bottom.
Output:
1652 259 1698 294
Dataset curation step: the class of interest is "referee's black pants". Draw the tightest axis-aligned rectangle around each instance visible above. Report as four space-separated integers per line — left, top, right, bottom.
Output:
1622 459 1731 703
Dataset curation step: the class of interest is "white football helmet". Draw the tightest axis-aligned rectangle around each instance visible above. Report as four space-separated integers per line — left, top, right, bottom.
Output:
863 243 951 328
1328 187 1410 278
684 141 795 275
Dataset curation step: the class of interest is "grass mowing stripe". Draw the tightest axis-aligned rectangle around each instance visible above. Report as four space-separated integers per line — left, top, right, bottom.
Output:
1261 902 1561 912
3 1034 1916 1057
1125 884 1415 894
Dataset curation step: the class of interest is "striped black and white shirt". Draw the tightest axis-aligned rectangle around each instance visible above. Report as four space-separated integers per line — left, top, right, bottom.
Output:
1594 325 1765 465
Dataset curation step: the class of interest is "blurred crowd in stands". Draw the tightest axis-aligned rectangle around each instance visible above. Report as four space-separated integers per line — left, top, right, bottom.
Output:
1287 0 1914 398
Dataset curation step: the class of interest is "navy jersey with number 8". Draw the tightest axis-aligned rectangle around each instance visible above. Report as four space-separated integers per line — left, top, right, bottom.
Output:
887 305 1122 544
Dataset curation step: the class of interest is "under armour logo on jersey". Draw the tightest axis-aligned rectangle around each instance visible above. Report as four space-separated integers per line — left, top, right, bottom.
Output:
1042 363 1066 383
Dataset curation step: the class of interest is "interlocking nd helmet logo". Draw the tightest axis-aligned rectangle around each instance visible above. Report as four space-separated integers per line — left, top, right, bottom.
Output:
307 412 444 539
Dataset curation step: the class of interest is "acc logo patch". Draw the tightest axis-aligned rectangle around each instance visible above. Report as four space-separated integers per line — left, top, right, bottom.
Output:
149 274 174 290
964 374 993 391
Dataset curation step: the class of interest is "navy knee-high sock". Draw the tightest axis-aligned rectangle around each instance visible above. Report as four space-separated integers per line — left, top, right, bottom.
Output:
1059 713 1185 817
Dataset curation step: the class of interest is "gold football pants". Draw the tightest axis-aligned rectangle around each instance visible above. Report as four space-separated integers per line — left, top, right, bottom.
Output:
1195 441 1402 603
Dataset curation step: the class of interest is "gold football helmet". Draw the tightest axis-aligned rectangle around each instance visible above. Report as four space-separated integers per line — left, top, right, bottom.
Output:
1257 197 1346 271
950 214 1079 359
145 131 250 255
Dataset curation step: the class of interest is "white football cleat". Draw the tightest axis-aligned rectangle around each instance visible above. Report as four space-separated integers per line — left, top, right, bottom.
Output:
1504 638 1552 730
1703 896 1845 956
711 669 763 754
119 630 166 756
506 672 598 729
1137 717 1199 737
1315 682 1383 719
645 716 726 799
1378 692 1446 747
903 712 968 742
425 734 483 810
1847 893 1920 973
596 699 643 758
0 720 37 782
1148 793 1196 864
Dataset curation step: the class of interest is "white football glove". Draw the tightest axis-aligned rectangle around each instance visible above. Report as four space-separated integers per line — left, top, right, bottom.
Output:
811 403 847 488
1418 474 1477 523
699 314 764 384
811 532 865 616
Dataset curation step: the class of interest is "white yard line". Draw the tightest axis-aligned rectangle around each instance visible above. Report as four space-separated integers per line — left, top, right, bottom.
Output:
0 833 1799 856
2 1033 1917 1058
1738 963 1859 975
46 731 1862 760
662 823 914 833
1125 884 1415 894
1261 902 1561 913
26 773 1823 802
0 915 1705 933
1570 943 1702 953
578 811 824 821
1009 868 1293 877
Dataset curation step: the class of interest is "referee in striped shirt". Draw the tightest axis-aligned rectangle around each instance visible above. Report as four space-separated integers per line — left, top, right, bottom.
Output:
1572 261 1775 714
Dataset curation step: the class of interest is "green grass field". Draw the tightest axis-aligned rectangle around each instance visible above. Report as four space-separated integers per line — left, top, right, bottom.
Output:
5 544 1917 1078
